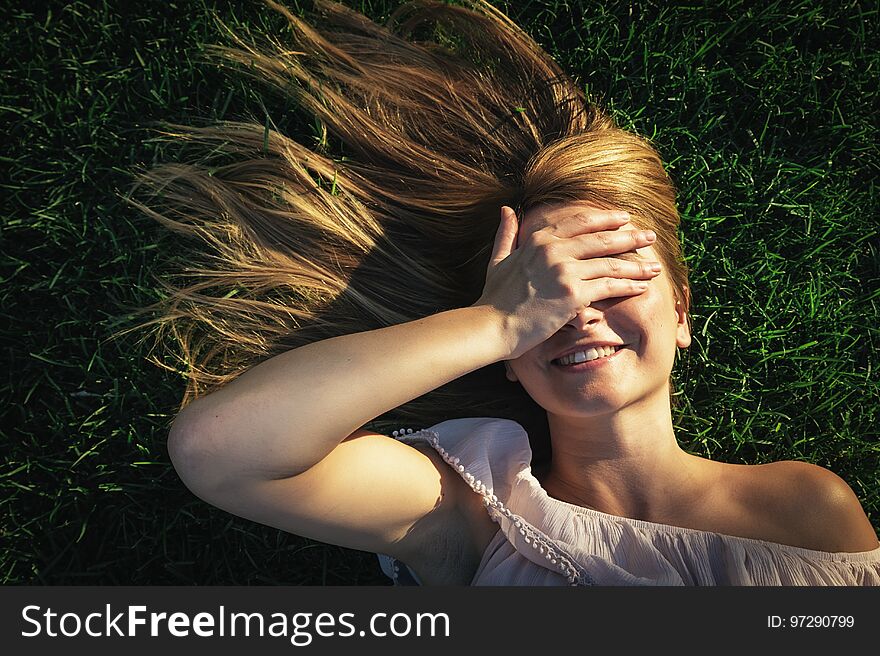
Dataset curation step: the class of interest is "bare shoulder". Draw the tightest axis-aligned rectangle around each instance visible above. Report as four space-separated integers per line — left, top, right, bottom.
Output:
740 460 879 553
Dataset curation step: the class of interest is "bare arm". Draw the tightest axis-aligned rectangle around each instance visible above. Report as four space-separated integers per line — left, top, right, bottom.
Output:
167 206 661 563
169 304 509 487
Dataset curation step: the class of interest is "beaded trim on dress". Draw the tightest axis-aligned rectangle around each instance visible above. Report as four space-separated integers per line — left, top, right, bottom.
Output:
385 427 593 586
381 420 880 586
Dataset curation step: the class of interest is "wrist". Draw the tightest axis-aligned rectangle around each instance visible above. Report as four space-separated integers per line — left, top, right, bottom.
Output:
464 302 516 362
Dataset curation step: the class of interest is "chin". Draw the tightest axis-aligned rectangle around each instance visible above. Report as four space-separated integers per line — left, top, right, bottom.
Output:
532 386 632 417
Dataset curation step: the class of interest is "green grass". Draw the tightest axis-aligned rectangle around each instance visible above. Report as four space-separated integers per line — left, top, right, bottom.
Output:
2 0 877 584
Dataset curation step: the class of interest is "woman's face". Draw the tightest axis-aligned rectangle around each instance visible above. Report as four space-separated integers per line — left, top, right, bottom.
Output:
505 203 691 417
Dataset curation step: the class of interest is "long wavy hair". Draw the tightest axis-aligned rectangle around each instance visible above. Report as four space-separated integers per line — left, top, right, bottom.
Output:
128 0 690 463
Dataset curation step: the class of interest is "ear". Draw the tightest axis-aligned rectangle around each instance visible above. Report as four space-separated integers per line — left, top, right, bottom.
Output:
504 361 519 382
675 285 691 349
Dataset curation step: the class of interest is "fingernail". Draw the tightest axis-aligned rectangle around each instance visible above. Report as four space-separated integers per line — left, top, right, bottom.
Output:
643 230 657 241
650 262 662 272
614 211 630 220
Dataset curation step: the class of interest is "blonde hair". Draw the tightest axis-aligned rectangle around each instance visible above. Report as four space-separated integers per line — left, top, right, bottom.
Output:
129 0 690 460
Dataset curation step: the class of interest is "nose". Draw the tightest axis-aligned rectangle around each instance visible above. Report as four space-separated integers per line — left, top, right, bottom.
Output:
565 303 605 330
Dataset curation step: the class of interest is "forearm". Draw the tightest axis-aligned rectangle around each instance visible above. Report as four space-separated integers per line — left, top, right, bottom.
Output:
169 304 510 484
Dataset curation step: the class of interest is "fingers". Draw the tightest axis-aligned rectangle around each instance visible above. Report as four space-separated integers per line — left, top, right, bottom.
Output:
571 256 663 282
569 257 661 305
550 209 630 239
488 205 518 268
565 228 657 260
580 277 654 303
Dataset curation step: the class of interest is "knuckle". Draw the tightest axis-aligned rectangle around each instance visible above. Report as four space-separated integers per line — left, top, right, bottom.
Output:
527 230 548 247
607 258 621 274
521 233 540 251
548 260 568 278
536 244 556 267
559 280 577 297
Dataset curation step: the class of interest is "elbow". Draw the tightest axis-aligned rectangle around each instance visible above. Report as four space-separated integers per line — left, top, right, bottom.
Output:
167 404 222 498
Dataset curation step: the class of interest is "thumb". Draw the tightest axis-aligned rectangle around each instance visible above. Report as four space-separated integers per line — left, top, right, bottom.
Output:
489 205 518 268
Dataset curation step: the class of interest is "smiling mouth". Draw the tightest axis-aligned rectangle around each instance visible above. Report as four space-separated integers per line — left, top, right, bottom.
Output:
552 345 624 366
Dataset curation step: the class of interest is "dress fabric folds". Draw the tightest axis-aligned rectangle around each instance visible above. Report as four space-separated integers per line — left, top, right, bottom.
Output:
377 418 880 586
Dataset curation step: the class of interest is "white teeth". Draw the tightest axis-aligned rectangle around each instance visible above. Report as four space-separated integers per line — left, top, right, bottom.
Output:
555 345 619 366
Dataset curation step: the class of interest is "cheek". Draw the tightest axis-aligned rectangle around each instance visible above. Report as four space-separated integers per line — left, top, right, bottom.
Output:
506 354 535 381
643 295 669 330
638 291 682 364
642 274 678 324
506 352 558 394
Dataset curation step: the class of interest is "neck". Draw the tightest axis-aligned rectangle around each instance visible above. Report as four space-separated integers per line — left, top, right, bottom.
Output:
542 390 704 521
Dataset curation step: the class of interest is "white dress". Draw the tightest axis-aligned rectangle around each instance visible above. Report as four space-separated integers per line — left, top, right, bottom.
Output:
377 417 880 586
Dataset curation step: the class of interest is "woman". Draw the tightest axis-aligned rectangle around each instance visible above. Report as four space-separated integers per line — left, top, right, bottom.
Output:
136 0 880 585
